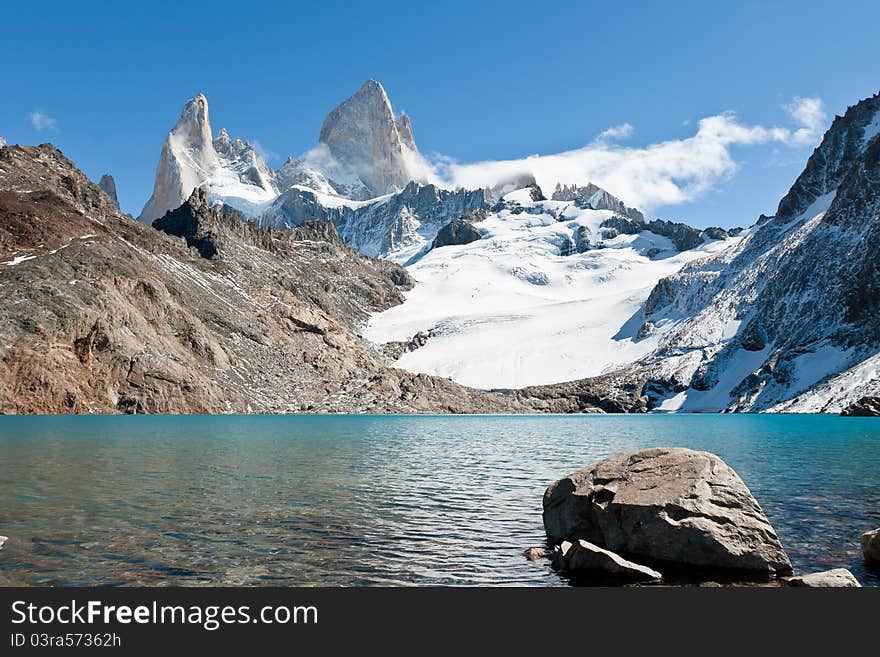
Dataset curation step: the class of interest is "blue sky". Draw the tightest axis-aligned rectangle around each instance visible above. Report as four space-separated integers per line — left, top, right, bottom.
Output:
2 0 879 227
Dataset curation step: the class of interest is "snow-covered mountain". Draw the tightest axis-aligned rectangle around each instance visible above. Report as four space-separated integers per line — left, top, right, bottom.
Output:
628 91 880 413
260 182 488 262
140 80 429 226
317 79 427 198
365 185 741 388
139 94 278 222
135 81 880 413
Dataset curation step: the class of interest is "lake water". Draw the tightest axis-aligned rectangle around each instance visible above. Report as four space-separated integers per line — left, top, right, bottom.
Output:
0 415 878 587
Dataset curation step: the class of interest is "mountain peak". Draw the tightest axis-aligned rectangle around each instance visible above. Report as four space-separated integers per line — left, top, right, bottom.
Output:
775 91 880 222
317 80 425 197
172 93 213 151
97 174 118 205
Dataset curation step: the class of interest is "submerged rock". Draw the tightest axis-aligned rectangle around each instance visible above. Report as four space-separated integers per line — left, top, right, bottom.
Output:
861 528 880 564
543 447 792 575
784 569 861 588
556 539 662 582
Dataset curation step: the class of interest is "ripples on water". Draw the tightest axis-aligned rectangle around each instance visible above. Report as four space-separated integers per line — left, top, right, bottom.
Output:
0 415 878 586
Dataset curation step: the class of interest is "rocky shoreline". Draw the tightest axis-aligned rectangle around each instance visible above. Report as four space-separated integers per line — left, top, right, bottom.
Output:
528 447 876 587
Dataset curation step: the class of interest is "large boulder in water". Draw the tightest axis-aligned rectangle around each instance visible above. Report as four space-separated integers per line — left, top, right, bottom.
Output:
861 527 880 564
542 447 792 575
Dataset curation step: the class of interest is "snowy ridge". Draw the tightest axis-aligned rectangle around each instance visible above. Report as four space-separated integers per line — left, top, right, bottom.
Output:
635 92 880 412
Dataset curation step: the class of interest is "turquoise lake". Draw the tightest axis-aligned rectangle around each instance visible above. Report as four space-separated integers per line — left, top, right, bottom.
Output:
0 414 878 586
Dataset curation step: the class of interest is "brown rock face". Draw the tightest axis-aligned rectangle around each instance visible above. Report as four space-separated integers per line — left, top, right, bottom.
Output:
543 448 792 575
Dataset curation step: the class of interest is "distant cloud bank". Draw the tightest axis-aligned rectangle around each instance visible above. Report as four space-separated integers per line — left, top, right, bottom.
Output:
424 97 826 211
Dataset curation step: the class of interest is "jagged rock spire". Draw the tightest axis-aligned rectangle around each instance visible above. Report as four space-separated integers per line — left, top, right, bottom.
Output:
317 79 426 197
139 93 219 223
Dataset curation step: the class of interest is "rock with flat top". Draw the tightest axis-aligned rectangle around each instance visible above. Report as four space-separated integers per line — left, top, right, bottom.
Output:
784 569 861 587
543 447 792 574
557 539 662 581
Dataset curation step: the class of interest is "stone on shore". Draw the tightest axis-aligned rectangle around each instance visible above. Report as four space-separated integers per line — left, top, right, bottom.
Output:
861 528 880 564
784 569 861 588
543 447 792 575
556 539 662 582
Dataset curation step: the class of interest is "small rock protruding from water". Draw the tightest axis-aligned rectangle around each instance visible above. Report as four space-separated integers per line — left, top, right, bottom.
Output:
861 528 880 564
0 536 7 550
523 547 547 561
555 539 662 582
542 447 792 577
783 569 862 588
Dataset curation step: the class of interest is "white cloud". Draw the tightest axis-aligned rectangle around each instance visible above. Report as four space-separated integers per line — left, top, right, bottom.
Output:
783 97 826 145
595 123 634 142
425 97 827 211
29 110 58 131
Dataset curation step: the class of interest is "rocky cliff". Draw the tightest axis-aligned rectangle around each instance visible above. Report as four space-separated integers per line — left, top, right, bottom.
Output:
613 91 880 412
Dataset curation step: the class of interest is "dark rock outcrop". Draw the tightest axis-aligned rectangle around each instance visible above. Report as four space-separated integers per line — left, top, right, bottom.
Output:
381 330 430 360
702 226 729 240
431 218 482 249
527 181 546 202
153 188 225 258
573 225 592 253
841 396 880 416
542 448 792 575
646 219 704 251
97 174 118 205
600 215 642 235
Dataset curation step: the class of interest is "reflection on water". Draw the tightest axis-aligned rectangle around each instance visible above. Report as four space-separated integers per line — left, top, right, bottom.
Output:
0 415 878 586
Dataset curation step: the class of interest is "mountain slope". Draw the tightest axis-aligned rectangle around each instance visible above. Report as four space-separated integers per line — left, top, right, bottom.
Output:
631 92 880 412
0 142 542 414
